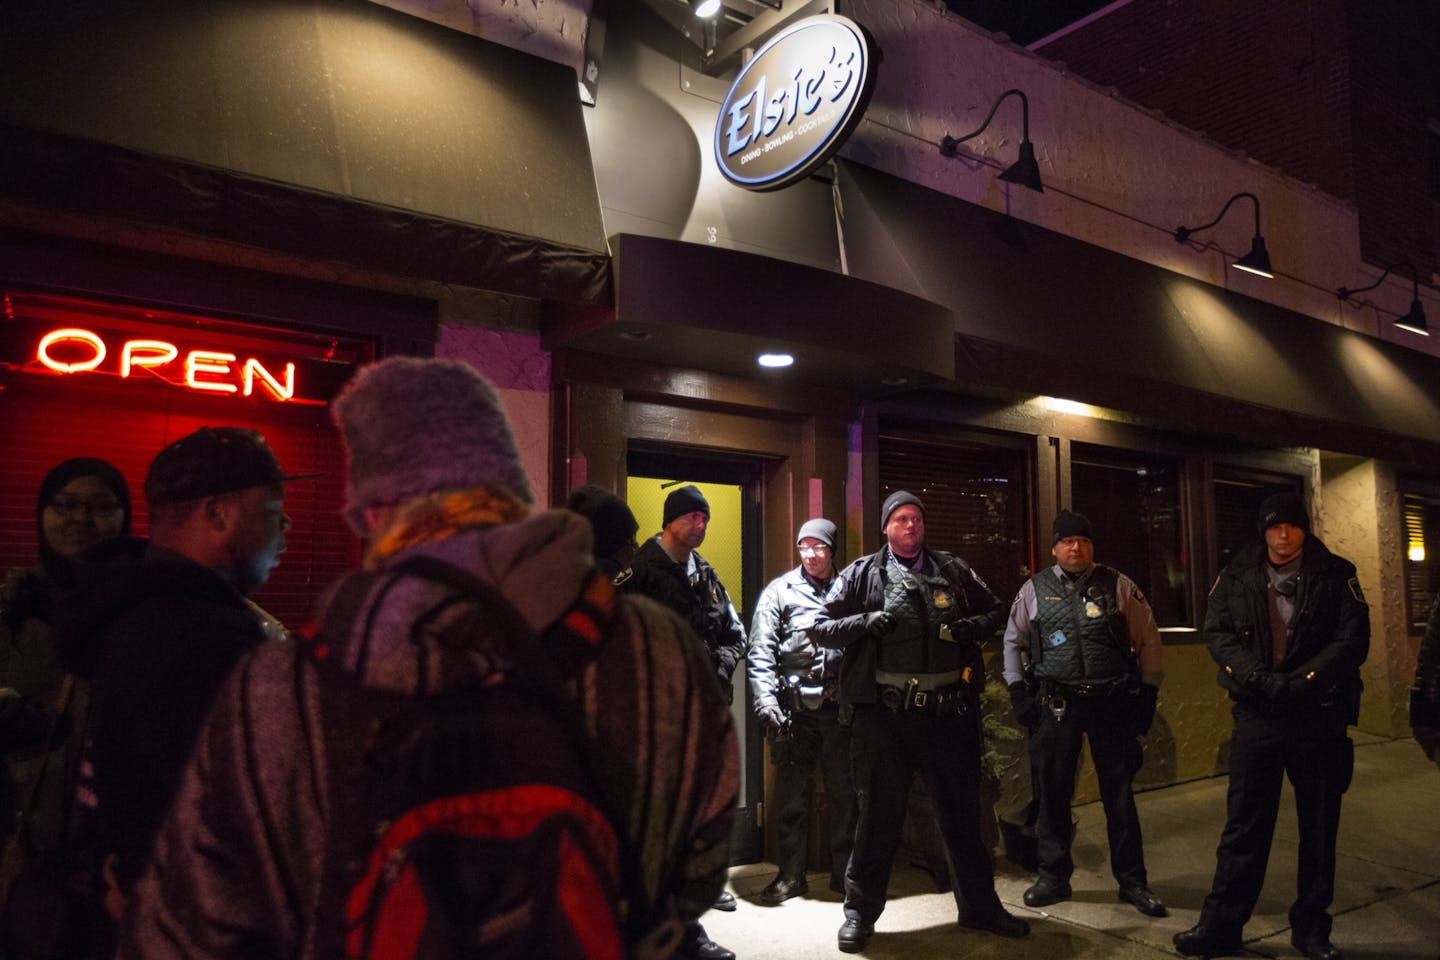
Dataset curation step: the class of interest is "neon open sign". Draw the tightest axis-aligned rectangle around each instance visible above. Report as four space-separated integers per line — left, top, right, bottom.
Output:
36 327 298 401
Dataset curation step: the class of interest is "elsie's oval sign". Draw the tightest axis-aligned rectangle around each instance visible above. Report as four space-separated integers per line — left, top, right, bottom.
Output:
714 14 876 192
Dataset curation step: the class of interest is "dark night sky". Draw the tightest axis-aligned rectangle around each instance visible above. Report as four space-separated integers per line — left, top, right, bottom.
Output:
943 1 1116 46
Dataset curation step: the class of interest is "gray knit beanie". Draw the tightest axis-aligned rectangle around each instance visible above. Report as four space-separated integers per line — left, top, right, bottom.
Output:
796 518 837 549
331 357 534 534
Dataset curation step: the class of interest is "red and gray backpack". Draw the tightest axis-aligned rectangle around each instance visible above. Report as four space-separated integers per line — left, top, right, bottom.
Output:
311 554 641 960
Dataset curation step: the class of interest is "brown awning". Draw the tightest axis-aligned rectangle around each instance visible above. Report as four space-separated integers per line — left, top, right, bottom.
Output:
0 0 609 306
546 232 955 395
835 159 1440 466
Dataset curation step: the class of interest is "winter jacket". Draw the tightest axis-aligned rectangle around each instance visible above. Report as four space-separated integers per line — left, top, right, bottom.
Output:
58 538 287 888
0 564 90 896
116 510 739 960
747 566 840 711
1204 536 1368 713
808 547 1002 706
627 537 748 684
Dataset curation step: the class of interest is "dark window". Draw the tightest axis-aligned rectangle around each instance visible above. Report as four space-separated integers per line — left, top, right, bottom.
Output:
1070 443 1188 627
878 433 1031 608
1213 469 1301 570
1404 493 1440 632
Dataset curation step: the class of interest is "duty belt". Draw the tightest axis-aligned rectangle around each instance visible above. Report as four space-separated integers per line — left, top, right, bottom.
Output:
875 670 966 712
1058 677 1131 698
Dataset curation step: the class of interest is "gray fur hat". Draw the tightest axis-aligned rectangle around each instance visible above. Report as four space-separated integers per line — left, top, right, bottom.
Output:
331 357 534 533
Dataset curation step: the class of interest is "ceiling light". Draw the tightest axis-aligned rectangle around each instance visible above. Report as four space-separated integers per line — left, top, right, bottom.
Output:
757 352 793 368
1175 192 1273 279
693 0 722 18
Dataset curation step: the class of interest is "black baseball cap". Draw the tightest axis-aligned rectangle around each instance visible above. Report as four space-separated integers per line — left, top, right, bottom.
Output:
144 426 319 507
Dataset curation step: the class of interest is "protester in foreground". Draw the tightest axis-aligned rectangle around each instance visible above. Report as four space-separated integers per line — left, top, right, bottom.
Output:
1175 493 1368 960
747 518 854 905
69 428 298 910
117 357 738 959
809 491 1029 953
0 457 131 957
1002 509 1166 918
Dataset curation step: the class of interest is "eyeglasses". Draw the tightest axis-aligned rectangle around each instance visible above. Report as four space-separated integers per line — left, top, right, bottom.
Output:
798 545 831 556
48 495 123 519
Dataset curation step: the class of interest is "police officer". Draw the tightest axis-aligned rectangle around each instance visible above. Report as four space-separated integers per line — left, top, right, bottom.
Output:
747 518 855 904
627 483 746 960
809 491 1029 953
1175 493 1368 960
1002 510 1166 917
628 484 748 702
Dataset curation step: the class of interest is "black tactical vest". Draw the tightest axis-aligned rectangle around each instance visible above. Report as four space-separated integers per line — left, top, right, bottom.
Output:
1030 565 1134 685
877 553 965 674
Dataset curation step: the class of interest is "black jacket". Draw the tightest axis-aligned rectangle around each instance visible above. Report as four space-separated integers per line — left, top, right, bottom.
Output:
626 537 747 682
57 538 285 886
808 547 1002 706
1204 536 1368 712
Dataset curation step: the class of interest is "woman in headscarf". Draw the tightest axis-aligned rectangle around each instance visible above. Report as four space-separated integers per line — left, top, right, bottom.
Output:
0 457 132 918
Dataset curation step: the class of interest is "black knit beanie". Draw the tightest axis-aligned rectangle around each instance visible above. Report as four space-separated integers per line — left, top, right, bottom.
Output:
1052 509 1094 544
663 485 710 526
567 485 639 562
1257 492 1309 535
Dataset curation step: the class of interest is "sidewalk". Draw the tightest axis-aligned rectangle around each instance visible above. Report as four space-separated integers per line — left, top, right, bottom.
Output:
703 735 1440 959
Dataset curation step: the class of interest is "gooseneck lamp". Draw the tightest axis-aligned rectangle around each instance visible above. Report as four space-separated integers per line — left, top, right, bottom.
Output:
939 88 1043 193
1338 262 1429 337
1174 192 1274 278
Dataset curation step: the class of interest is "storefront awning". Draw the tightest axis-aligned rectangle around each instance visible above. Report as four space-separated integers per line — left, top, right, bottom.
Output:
545 233 955 394
835 159 1440 466
0 0 609 306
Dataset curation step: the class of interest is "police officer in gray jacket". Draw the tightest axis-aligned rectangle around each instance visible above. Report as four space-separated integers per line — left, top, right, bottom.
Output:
747 518 855 905
809 491 1029 953
1002 510 1166 918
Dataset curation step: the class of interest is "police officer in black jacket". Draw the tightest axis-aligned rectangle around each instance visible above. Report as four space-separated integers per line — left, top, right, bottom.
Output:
1175 493 1368 960
808 491 1029 953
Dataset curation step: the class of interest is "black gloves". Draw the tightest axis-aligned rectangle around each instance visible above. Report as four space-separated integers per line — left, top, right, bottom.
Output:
1008 681 1040 729
757 702 787 732
1247 669 1291 703
865 610 896 637
1132 682 1159 734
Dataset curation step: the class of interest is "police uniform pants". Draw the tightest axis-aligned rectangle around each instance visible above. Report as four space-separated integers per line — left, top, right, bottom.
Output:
772 704 856 885
1032 690 1147 888
843 702 1003 926
1201 702 1353 941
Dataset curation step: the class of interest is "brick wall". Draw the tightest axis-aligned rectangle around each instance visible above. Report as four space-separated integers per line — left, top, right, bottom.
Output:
1037 0 1439 282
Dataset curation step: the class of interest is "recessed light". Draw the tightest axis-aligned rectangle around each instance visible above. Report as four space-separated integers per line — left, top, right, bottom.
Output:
757 353 794 368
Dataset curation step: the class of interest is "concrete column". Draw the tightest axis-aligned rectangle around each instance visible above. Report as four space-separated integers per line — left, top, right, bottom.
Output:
1317 454 1409 736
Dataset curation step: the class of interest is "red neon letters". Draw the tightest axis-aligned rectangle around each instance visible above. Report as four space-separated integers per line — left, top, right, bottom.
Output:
36 327 296 401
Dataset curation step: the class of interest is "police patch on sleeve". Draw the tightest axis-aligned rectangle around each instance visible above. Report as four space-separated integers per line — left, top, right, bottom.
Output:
1347 577 1366 604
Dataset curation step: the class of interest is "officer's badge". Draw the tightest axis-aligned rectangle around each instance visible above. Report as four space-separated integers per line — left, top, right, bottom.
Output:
1347 577 1366 604
933 588 951 609
1085 600 1102 618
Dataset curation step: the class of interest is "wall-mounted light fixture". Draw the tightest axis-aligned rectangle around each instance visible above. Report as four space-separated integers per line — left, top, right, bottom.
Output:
1174 192 1273 278
939 88 1043 193
1337 262 1429 337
